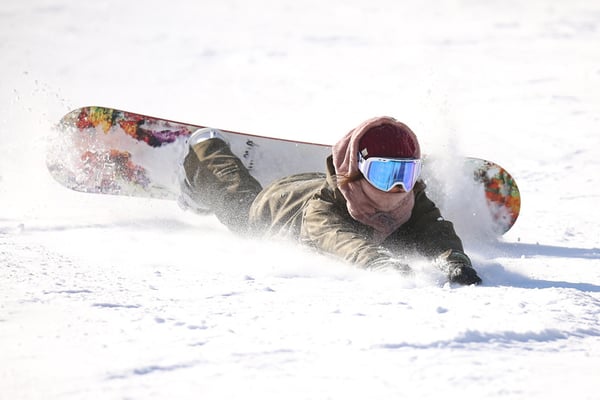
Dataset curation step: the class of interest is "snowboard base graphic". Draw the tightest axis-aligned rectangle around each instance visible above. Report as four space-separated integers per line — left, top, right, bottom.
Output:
47 106 521 234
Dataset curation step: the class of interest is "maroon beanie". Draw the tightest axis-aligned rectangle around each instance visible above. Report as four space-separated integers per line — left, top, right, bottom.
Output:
332 116 421 179
358 123 419 159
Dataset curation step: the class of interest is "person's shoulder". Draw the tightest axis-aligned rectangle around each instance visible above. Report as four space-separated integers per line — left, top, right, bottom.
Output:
263 173 325 193
280 172 326 184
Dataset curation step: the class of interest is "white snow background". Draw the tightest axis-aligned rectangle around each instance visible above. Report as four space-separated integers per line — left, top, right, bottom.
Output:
1 0 600 399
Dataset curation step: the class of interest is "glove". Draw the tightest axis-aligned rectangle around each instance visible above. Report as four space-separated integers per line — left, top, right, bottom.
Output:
367 258 413 276
436 250 482 285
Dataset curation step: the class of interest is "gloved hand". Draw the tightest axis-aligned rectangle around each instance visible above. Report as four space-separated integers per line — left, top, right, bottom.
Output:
367 258 413 276
436 250 482 285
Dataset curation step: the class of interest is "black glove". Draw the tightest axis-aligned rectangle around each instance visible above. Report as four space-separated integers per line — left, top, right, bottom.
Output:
367 258 413 276
436 250 482 285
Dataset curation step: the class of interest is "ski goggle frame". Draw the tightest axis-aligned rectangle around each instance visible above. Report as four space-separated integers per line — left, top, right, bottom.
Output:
357 152 422 192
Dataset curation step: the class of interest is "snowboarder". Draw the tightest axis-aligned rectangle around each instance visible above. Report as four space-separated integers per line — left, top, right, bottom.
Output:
180 116 482 285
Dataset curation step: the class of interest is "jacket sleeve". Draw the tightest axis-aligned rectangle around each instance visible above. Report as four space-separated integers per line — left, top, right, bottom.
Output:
397 185 465 258
300 188 398 268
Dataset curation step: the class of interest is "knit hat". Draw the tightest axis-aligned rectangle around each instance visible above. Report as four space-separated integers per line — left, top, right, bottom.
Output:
333 116 421 179
358 123 420 159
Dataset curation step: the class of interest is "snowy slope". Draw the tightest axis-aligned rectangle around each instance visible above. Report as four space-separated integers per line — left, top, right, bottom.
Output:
1 0 599 399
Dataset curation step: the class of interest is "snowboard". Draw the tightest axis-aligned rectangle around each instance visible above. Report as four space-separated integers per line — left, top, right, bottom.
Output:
47 106 521 234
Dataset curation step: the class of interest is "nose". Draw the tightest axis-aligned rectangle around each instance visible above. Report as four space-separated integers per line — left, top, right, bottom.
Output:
388 186 406 193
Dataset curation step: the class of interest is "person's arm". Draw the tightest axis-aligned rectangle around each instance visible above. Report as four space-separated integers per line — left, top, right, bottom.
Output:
300 188 411 274
403 186 482 285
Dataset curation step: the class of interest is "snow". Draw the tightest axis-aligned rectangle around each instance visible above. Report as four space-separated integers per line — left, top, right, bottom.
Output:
1 0 600 398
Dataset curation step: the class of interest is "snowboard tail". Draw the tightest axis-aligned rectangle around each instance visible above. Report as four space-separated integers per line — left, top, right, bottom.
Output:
47 106 521 234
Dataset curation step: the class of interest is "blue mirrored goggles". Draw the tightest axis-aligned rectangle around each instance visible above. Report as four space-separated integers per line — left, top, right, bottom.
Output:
357 152 422 192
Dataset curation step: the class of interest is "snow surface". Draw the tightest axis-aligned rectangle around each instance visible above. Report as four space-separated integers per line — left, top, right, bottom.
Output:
2 0 600 399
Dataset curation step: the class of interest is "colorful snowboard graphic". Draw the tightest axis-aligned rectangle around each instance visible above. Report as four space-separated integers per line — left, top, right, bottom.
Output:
47 106 521 234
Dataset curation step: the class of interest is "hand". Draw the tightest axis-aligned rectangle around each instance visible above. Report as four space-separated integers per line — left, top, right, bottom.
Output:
448 264 482 285
437 250 482 285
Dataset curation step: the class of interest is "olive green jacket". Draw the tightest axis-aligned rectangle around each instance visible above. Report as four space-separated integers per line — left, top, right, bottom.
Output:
249 156 464 268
